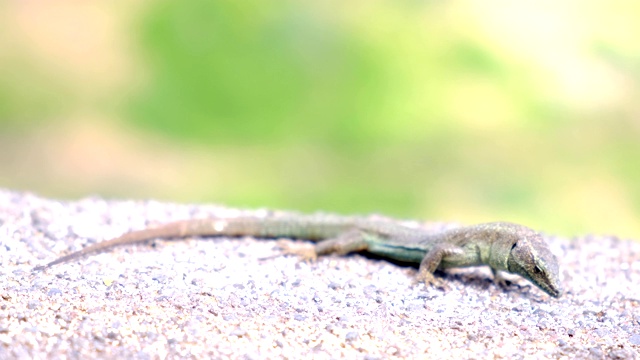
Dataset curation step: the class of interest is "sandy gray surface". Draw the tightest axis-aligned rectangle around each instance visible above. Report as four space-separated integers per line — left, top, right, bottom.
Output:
1 189 639 359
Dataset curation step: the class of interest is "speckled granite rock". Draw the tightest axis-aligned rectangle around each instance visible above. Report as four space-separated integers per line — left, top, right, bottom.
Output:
1 189 639 359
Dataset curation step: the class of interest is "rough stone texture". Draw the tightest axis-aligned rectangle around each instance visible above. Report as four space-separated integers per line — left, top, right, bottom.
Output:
1 189 639 359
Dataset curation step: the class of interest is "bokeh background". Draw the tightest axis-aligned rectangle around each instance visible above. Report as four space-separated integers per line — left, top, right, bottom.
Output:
1 1 639 238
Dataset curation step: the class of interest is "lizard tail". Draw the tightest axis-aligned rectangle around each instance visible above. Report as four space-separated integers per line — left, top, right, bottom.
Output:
32 221 189 272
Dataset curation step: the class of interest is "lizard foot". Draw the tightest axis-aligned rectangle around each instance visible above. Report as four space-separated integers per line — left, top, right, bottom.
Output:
414 270 449 291
277 240 318 263
492 269 514 290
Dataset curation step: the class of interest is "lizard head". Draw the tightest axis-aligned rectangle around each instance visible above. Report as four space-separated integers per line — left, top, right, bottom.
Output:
506 229 562 298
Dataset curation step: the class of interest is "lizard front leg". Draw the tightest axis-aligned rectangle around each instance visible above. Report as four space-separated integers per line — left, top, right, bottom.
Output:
417 243 464 286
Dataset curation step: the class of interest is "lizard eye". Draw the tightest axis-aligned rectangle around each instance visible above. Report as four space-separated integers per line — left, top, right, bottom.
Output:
533 264 543 274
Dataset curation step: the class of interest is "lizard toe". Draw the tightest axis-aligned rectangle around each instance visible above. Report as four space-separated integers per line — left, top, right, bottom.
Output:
277 240 318 263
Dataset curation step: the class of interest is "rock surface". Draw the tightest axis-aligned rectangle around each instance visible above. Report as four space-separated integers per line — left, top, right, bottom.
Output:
1 189 639 358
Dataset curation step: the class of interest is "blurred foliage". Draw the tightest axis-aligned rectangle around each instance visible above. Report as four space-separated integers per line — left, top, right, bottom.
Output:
0 57 67 124
1 1 640 238
130 0 560 147
132 0 416 147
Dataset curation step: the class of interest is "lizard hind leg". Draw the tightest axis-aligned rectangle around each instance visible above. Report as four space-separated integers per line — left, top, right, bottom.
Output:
313 229 371 256
277 239 318 262
278 229 370 263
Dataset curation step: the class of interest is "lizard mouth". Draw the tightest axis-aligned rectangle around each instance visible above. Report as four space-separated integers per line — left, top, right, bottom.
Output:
541 283 562 298
530 274 562 298
508 257 562 298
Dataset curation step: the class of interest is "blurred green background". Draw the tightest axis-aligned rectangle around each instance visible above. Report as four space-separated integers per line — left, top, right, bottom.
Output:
1 1 639 238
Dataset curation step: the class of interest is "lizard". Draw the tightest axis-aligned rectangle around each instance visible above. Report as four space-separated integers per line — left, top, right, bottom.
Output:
33 214 562 298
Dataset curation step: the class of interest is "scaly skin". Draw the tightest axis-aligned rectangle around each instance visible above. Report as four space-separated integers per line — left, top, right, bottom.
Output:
34 215 562 298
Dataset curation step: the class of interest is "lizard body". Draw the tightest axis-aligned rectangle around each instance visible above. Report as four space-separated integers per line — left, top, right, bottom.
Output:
34 215 562 298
